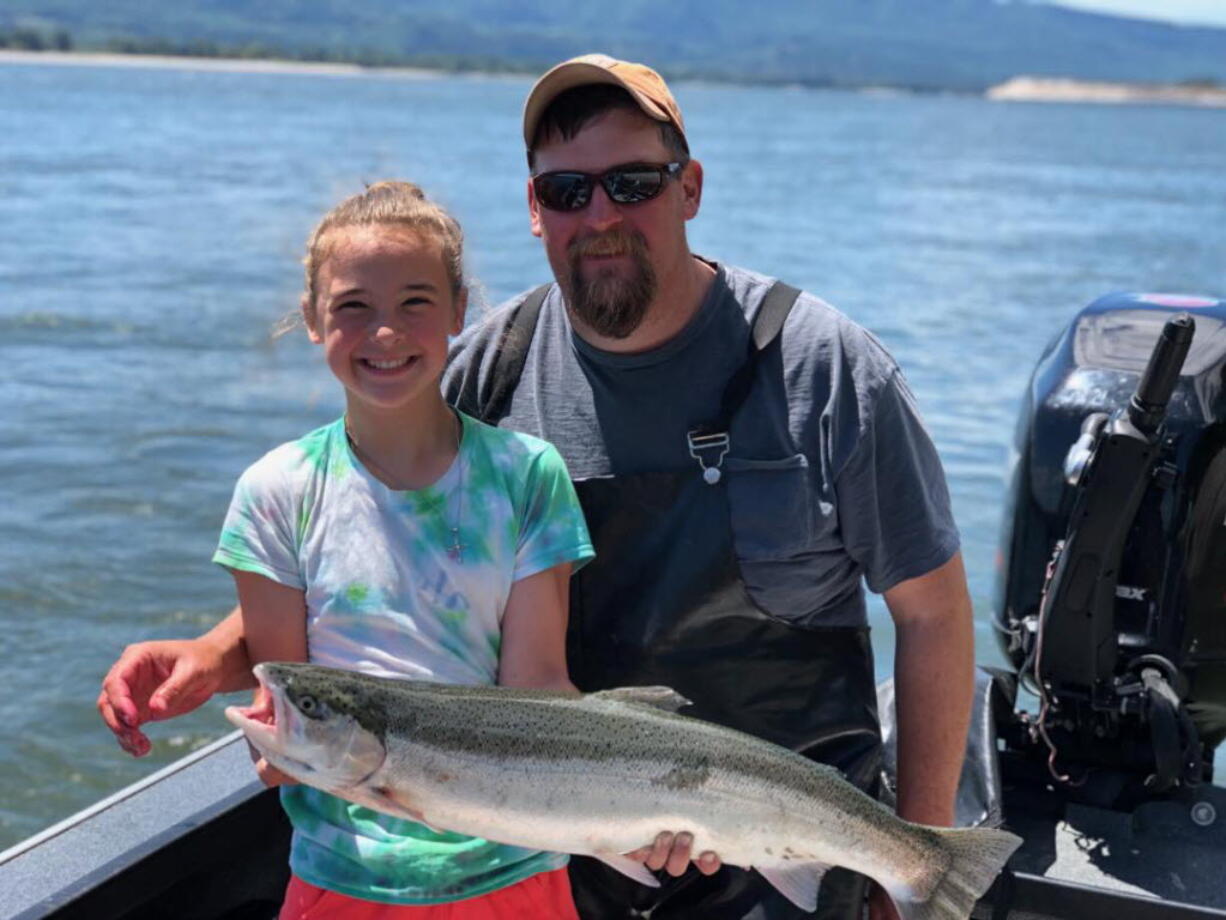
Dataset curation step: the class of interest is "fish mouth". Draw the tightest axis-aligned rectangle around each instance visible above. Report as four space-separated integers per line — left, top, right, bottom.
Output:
226 663 389 791
224 665 312 774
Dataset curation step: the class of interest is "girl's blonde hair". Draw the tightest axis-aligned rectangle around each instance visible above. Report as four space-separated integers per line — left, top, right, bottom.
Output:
302 181 465 321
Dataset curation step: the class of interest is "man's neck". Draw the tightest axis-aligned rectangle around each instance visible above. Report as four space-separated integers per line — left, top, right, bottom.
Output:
569 254 717 355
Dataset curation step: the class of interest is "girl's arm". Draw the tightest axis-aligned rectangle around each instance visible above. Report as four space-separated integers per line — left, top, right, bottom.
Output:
497 563 576 693
232 570 308 667
230 570 308 786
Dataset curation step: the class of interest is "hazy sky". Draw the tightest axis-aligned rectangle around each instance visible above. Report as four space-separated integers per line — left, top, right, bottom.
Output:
1051 0 1226 27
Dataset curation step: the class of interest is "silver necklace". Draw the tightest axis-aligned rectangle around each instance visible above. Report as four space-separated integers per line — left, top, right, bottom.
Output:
446 416 466 562
344 413 466 562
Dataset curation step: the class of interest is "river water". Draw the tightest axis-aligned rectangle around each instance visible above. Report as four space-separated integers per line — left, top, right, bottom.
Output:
1 58 1224 848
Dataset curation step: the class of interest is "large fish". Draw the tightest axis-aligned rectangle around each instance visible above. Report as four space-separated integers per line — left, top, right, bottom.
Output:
227 662 1020 919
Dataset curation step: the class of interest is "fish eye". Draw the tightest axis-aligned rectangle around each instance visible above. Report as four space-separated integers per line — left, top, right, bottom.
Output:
299 695 319 715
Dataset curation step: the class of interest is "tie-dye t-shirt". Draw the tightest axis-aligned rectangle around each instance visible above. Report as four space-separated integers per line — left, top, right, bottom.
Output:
212 411 594 905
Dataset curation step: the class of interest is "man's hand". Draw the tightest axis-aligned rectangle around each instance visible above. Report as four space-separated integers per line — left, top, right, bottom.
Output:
97 637 228 756
624 831 721 877
98 608 254 756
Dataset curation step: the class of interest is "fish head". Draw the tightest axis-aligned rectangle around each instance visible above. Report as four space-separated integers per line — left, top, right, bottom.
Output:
225 661 387 791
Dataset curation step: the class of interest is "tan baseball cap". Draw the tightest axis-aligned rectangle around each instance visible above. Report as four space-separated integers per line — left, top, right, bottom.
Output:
523 53 686 149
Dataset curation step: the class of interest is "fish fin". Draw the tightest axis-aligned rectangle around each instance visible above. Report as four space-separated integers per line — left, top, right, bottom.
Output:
755 862 829 912
591 852 663 888
589 686 691 712
360 785 448 833
893 826 1022 920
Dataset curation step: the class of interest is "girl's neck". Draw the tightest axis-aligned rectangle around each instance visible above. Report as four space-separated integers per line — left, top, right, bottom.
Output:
344 396 460 491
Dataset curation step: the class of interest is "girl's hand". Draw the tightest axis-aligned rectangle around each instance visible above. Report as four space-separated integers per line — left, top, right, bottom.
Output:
250 752 297 787
233 689 298 787
624 831 721 877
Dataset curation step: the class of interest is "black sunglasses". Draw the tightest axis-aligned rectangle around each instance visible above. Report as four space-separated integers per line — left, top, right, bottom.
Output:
532 161 686 212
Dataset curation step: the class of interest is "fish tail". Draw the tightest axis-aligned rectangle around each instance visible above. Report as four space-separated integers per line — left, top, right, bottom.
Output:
894 826 1022 920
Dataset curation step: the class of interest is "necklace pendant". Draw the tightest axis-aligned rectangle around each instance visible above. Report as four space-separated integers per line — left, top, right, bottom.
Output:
448 528 465 563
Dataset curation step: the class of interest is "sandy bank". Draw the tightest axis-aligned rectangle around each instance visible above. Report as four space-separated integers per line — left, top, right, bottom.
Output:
988 76 1226 108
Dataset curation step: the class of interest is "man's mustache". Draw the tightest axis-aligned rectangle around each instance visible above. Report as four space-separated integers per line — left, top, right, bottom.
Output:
569 230 647 260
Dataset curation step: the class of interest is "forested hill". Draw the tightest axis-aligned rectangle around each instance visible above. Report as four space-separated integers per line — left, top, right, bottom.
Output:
3 0 1226 90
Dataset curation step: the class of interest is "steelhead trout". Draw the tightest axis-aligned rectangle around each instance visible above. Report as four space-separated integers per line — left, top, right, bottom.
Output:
227 662 1020 919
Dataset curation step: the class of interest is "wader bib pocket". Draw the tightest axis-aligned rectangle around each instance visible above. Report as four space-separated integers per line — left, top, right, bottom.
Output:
724 453 817 560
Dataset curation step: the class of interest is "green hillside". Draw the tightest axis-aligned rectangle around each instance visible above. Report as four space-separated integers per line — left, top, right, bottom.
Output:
3 0 1225 90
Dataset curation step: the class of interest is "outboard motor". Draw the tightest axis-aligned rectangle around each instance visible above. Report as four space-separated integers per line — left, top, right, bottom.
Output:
995 292 1226 803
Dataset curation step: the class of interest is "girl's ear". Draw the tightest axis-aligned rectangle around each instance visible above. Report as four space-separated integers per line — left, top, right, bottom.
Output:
451 287 468 335
302 295 323 344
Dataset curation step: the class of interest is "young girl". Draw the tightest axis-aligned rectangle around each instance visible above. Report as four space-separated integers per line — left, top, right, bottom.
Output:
213 181 593 919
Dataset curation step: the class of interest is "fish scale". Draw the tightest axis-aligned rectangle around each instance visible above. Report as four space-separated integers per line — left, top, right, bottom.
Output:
228 662 1021 920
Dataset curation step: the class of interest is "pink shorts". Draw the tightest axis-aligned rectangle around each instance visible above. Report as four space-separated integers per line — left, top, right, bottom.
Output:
278 868 580 920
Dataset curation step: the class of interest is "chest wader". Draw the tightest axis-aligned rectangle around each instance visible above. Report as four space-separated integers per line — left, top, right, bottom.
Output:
471 283 883 920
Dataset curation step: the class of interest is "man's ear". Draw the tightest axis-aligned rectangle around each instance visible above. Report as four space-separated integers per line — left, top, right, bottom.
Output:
452 287 468 335
302 295 323 344
528 177 544 238
680 159 704 221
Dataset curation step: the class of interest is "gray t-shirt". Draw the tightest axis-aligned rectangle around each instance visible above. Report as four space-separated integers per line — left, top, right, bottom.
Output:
443 262 958 627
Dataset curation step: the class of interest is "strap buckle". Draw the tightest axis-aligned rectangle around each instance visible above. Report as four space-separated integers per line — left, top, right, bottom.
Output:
687 430 729 485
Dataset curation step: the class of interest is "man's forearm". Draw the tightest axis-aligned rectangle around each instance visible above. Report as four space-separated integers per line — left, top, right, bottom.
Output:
203 606 257 692
893 614 973 825
885 553 975 827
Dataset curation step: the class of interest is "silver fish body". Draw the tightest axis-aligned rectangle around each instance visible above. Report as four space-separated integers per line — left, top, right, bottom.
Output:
227 663 1020 920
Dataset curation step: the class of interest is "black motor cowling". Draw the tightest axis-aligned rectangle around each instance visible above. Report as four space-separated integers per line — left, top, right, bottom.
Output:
994 292 1226 787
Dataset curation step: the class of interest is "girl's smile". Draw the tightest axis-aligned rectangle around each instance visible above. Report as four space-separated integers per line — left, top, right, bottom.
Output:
361 356 414 371
355 353 423 381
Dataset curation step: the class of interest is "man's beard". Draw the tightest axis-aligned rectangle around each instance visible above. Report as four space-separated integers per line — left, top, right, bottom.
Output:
564 230 656 340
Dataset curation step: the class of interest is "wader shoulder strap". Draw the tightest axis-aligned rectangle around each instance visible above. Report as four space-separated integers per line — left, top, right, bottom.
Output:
686 280 802 482
710 280 803 431
752 280 802 351
479 283 552 424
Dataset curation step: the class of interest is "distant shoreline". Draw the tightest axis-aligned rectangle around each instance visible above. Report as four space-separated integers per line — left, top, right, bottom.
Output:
0 49 446 79
6 50 1226 109
988 76 1226 109
0 48 927 91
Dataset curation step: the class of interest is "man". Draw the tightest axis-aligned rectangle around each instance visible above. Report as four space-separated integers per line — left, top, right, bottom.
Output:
100 55 974 920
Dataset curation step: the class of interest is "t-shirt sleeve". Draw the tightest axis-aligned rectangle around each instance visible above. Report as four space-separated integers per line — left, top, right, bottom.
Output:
212 456 304 589
834 370 960 594
513 443 595 582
